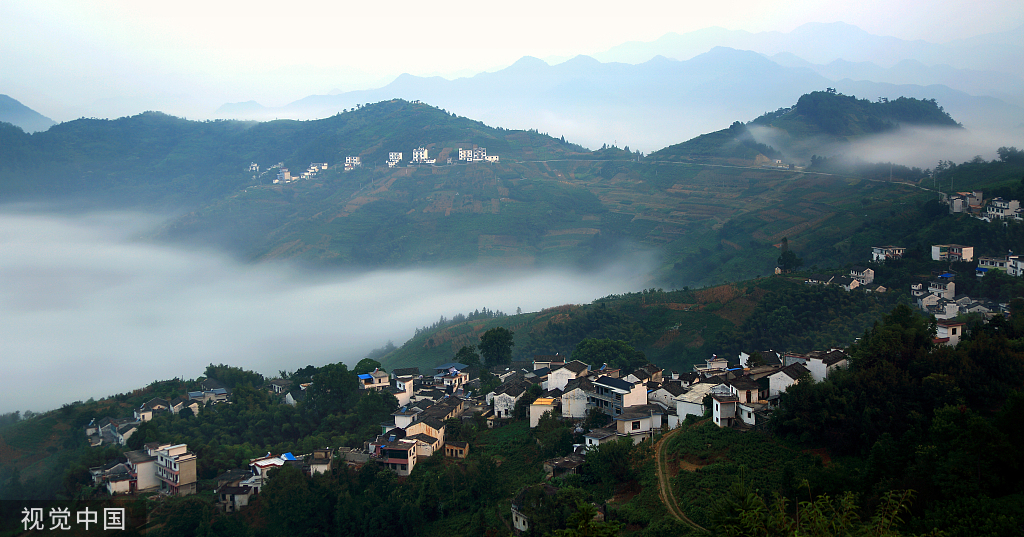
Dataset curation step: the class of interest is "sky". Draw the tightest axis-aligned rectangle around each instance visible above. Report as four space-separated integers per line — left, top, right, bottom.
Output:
0 209 652 414
2 0 1021 121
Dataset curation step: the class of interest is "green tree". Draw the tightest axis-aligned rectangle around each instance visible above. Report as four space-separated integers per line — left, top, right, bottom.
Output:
479 327 515 366
455 345 482 368
570 339 647 374
547 501 623 537
777 250 803 272
353 358 384 375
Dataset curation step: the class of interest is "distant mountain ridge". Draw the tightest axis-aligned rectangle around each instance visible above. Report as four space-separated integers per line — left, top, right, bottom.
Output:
593 22 1024 77
0 94 56 133
212 46 1023 154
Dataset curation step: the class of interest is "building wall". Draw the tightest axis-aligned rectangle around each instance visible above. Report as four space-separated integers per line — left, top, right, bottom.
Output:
561 388 588 419
136 460 159 491
493 393 520 418
676 400 704 421
769 374 796 397
529 403 556 428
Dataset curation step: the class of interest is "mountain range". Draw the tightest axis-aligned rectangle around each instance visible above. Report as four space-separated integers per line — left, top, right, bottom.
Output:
213 47 1024 155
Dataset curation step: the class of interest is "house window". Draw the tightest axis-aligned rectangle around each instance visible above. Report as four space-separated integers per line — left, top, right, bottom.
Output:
952 328 958 335
401 464 407 471
632 421 641 430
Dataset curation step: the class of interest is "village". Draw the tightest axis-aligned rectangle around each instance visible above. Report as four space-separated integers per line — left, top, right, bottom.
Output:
75 188 1024 527
262 144 500 185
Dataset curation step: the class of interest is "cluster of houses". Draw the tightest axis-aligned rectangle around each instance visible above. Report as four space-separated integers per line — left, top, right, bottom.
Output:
945 190 1024 222
84 379 229 448
256 142 502 181
805 265 887 293
89 442 198 497
274 162 328 183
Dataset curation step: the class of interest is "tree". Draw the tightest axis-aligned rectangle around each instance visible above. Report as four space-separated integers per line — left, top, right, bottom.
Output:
548 501 623 537
455 345 482 368
777 250 803 273
353 358 384 375
479 327 515 366
570 339 647 374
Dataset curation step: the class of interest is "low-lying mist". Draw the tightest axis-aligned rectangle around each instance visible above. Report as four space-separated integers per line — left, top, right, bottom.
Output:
0 209 653 414
748 123 1019 169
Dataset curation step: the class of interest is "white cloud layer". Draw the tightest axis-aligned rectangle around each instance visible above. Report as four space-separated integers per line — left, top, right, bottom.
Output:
0 209 651 414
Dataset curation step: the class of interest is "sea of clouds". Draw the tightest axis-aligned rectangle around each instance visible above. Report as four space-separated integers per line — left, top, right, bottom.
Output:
0 208 652 414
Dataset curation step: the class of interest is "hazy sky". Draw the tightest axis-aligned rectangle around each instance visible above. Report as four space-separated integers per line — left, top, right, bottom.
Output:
2 0 1021 120
0 209 651 414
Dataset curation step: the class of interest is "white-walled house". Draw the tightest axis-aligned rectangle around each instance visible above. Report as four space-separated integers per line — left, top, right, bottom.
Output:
488 381 529 419
529 398 557 428
768 363 810 396
805 350 849 382
712 392 739 428
935 320 966 346
932 244 974 262
871 245 905 262
668 382 717 427
547 360 590 391
561 377 592 419
612 405 663 444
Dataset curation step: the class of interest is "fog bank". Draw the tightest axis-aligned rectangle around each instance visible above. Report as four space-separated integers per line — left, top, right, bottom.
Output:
0 209 651 414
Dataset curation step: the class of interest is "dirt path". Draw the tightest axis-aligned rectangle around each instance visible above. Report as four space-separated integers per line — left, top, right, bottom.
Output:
655 427 709 533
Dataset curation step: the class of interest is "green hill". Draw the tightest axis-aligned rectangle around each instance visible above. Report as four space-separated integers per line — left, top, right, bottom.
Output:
651 91 961 165
4 94 1016 288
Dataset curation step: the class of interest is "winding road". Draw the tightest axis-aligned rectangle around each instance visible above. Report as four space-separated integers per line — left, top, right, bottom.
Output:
654 427 709 533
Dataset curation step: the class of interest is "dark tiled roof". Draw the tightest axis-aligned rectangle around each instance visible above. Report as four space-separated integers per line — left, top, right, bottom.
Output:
729 377 760 391
446 441 468 448
560 360 589 374
776 363 810 381
583 427 616 439
563 377 594 393
658 383 687 397
594 375 633 392
393 367 421 377
407 433 438 444
494 380 529 397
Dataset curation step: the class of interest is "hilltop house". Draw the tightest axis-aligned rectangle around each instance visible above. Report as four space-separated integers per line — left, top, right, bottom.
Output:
935 320 966 346
986 197 1020 219
156 444 198 496
871 245 905 262
850 266 874 284
932 244 974 262
358 369 390 391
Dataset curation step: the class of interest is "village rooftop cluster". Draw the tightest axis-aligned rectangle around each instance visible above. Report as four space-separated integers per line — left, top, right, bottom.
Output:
255 144 500 185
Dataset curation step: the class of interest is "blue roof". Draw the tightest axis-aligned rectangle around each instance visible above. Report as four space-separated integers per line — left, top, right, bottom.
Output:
357 374 373 380
281 452 297 461
939 272 954 278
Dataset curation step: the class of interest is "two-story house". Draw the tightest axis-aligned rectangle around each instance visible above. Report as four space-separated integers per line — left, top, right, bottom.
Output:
155 444 198 496
935 320 966 346
546 360 590 391
590 376 646 416
611 405 664 444
850 266 875 284
871 245 905 262
932 244 974 262
986 197 1020 219
358 369 390 391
